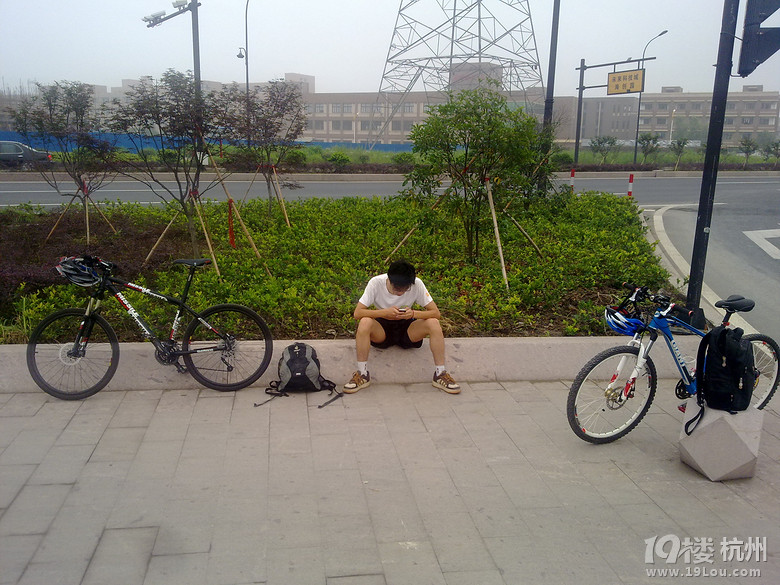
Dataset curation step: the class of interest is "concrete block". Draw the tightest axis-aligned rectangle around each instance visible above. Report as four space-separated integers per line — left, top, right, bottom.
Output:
678 398 763 481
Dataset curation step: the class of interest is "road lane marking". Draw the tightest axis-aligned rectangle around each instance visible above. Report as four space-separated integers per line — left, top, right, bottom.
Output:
649 203 756 333
743 228 780 260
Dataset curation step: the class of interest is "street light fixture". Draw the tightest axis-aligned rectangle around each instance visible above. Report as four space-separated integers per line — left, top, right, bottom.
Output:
143 1 204 155
633 29 668 164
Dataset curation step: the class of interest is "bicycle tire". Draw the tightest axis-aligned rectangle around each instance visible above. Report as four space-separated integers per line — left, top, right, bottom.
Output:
182 303 273 391
26 308 120 400
567 345 657 444
743 333 779 409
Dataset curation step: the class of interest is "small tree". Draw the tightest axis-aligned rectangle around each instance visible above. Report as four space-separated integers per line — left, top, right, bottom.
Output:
404 83 556 263
212 80 306 211
589 136 618 166
12 81 116 200
669 138 689 171
637 133 660 164
737 137 758 169
760 140 780 169
105 70 223 256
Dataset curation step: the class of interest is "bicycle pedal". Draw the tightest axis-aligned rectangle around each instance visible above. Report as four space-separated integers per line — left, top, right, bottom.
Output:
174 362 188 374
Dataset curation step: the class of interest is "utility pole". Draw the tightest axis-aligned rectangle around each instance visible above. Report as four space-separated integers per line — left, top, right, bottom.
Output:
542 0 561 129
685 0 740 325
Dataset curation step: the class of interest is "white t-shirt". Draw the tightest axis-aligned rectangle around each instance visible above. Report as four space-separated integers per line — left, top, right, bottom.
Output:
358 274 433 310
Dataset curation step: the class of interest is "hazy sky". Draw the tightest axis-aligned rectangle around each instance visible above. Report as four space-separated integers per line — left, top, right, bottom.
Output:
1 1 778 97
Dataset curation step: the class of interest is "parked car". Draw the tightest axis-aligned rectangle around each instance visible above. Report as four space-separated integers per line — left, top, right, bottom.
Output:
0 141 52 169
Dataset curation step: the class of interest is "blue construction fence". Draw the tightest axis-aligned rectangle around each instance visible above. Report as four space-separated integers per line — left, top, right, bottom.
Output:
0 131 413 154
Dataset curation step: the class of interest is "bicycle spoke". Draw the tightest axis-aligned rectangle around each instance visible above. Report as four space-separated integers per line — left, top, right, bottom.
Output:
183 304 272 391
27 309 119 400
567 346 656 443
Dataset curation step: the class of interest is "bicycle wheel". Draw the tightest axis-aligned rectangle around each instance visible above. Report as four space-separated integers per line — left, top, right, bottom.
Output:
567 345 657 444
743 333 779 409
182 303 273 391
26 308 119 400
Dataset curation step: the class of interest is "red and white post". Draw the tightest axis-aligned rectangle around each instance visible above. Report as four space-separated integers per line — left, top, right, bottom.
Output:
627 173 634 198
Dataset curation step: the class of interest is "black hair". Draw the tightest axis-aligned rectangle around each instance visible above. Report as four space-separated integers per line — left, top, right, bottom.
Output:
387 260 416 288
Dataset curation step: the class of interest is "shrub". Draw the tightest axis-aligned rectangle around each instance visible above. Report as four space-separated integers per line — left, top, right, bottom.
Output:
283 149 307 167
325 151 351 168
550 151 573 169
1 194 669 342
391 152 416 166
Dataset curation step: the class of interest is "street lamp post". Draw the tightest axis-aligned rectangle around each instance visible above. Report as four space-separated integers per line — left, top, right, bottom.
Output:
236 0 251 145
143 1 204 154
632 30 668 164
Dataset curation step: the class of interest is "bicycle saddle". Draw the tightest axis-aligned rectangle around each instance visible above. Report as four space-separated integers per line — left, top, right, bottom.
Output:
173 258 212 267
715 295 755 313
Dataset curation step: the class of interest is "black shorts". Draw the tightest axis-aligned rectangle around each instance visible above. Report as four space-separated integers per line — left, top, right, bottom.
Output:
371 318 423 349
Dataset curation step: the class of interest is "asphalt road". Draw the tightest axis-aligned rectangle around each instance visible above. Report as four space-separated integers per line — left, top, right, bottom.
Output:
2 173 778 338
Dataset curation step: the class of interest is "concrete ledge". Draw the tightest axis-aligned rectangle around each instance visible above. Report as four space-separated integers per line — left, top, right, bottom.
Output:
2 335 701 394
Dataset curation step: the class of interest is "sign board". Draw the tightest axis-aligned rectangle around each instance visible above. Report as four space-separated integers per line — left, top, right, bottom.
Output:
607 69 645 95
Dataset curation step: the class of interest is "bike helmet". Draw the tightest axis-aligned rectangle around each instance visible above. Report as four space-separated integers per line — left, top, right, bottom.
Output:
56 256 101 287
604 306 644 336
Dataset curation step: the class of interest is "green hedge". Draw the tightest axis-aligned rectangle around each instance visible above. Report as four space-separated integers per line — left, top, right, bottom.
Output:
4 192 668 341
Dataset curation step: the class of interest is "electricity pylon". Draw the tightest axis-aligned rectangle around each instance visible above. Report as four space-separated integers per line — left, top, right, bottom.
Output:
369 0 544 147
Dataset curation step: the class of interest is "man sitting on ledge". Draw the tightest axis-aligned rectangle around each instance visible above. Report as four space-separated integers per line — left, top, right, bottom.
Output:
343 260 460 394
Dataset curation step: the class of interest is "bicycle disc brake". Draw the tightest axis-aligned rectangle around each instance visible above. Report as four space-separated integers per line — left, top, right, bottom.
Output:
59 344 83 365
605 382 633 410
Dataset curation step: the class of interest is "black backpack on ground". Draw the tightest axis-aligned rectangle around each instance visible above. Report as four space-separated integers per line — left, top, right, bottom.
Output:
256 342 341 408
684 325 756 435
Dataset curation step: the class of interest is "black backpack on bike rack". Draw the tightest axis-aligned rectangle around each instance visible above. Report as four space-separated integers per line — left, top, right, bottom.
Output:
255 342 342 408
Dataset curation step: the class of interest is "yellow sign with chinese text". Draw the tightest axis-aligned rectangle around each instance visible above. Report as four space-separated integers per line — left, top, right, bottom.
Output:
607 69 645 95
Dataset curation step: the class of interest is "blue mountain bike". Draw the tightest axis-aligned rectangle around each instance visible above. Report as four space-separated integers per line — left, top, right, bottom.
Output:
567 284 779 444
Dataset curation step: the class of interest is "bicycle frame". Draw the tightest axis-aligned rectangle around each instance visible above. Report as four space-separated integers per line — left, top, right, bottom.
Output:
618 307 705 402
81 264 224 360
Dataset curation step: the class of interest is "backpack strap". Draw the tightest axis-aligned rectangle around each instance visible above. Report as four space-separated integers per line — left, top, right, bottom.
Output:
253 380 288 407
694 330 712 408
686 330 714 435
317 378 343 408
684 404 705 436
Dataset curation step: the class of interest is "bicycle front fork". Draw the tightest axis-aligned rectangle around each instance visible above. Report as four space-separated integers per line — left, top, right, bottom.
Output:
608 334 656 402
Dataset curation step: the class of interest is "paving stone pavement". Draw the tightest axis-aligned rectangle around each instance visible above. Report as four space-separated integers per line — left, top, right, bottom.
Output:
1 378 779 585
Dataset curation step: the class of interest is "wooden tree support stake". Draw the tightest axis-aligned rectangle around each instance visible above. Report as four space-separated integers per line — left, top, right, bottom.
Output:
384 193 446 264
240 164 263 209
204 143 272 276
502 211 544 259
143 208 181 266
45 188 117 245
486 179 509 292
45 193 77 244
193 196 221 278
272 166 291 227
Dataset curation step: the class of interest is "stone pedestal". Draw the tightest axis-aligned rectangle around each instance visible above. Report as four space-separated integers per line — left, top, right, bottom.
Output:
679 398 763 481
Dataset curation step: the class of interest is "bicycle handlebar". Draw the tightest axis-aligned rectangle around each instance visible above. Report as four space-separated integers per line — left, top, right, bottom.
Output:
81 255 114 272
621 282 672 307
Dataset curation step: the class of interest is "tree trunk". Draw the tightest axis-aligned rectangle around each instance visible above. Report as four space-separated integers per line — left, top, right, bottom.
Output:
265 175 274 216
185 199 201 258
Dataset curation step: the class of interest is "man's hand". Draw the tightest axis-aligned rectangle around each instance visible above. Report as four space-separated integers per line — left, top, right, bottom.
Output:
385 306 413 320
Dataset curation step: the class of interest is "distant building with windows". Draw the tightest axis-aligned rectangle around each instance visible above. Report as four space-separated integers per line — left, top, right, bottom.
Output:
291 78 779 148
638 85 778 145
2 75 778 149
